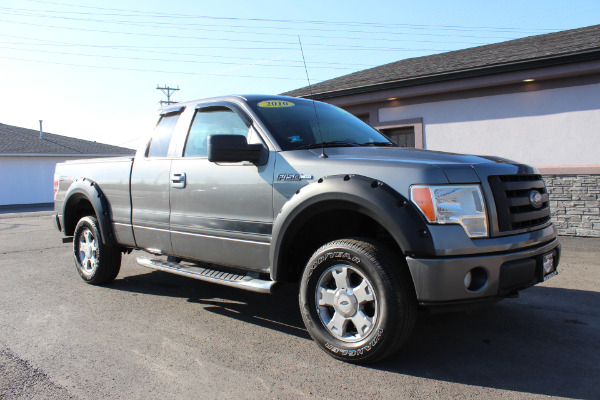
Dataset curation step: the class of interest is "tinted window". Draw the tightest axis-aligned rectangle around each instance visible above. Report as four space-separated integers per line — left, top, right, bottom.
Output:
147 114 180 157
381 126 415 147
184 107 249 157
247 99 394 150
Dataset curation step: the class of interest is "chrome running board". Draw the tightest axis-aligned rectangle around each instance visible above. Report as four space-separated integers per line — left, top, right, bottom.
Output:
136 257 276 294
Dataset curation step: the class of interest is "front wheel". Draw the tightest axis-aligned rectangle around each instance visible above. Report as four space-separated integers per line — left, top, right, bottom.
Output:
299 238 416 364
73 216 121 285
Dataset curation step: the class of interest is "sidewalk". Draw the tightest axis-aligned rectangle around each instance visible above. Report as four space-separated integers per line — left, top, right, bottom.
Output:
0 203 54 218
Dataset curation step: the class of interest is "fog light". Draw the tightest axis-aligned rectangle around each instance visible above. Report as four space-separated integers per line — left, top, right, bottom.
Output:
464 271 472 288
465 267 488 292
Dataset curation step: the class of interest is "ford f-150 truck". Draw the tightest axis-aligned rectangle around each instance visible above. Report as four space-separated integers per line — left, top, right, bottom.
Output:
53 94 560 363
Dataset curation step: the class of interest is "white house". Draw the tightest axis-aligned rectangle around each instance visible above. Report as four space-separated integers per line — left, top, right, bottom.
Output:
0 123 134 206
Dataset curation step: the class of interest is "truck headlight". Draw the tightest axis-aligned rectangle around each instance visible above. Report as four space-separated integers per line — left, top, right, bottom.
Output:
410 185 488 238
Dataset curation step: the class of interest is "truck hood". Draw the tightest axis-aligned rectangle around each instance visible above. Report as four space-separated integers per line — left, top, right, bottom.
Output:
318 147 508 165
299 147 538 183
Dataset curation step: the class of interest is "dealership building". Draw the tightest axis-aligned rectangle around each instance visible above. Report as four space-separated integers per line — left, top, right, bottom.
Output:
285 24 600 237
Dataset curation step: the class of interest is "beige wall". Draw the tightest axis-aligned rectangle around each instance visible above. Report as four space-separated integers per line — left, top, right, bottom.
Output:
378 83 600 169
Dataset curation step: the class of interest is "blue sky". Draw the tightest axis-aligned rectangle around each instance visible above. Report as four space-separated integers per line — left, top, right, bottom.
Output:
1 0 598 149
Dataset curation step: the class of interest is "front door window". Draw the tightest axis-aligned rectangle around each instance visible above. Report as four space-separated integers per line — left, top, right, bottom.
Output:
184 107 250 158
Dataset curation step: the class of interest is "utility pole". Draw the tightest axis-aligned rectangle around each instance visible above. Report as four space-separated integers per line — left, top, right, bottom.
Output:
156 84 180 106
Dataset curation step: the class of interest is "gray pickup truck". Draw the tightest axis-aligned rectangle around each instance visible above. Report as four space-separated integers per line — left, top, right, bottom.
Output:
53 94 560 363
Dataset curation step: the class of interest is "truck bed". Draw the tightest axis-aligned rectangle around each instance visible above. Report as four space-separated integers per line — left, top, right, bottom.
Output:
54 156 135 246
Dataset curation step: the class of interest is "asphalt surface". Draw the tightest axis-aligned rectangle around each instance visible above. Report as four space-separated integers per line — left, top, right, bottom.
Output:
0 212 599 399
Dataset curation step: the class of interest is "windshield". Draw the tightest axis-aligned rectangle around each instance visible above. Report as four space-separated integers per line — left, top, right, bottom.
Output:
247 98 396 151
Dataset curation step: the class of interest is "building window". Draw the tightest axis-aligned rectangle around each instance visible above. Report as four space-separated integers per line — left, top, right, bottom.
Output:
374 117 424 149
379 126 415 147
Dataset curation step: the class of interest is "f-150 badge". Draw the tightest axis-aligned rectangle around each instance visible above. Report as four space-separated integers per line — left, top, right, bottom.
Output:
277 173 313 181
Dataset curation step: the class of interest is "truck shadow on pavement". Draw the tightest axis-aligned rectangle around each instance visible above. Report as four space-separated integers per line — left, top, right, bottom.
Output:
111 271 310 340
381 286 600 400
110 271 599 399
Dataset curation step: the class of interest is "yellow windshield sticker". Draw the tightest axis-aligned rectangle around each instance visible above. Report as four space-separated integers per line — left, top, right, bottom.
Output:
258 100 295 108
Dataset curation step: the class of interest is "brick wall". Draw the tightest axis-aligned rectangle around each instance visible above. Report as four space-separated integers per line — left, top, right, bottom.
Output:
544 174 600 237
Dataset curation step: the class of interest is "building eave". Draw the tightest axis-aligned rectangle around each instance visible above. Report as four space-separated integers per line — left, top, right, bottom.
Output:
295 49 600 101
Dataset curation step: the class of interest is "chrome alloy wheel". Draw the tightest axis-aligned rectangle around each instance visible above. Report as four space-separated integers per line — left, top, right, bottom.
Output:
77 227 99 276
316 264 378 342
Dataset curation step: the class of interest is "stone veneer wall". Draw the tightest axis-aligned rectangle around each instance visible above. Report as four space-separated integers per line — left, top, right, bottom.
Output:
543 174 600 237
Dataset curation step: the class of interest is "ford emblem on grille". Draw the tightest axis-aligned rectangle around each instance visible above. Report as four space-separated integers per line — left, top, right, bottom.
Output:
529 190 543 209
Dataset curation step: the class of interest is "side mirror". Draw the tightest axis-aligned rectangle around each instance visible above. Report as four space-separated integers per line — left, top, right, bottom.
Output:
207 135 264 164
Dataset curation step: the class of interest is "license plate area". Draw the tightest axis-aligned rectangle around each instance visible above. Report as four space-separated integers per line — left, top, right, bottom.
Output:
541 251 557 281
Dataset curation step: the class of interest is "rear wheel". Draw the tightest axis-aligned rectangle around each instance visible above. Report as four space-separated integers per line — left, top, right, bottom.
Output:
73 216 121 285
299 238 416 364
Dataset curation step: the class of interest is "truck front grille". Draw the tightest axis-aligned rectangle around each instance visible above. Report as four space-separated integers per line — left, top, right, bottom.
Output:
488 174 551 233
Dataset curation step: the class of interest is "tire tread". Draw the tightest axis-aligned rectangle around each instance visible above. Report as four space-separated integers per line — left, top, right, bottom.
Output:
300 237 417 364
73 216 121 285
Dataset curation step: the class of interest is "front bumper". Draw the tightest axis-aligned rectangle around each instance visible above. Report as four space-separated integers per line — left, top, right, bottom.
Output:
406 238 560 305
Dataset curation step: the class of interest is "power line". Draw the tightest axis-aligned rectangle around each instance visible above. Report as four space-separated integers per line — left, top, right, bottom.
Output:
0 7 523 42
0 55 321 80
0 0 575 92
117 135 147 146
0 19 480 51
20 0 564 32
0 34 383 68
0 44 440 70
0 42 359 69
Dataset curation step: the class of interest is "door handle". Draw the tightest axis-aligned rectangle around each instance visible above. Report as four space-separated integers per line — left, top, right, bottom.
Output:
170 172 186 188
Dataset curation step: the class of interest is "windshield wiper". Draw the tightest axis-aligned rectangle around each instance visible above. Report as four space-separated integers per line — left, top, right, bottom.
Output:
295 141 360 150
358 142 397 147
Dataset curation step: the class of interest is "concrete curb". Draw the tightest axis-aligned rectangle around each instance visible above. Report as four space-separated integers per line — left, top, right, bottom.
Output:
0 203 54 219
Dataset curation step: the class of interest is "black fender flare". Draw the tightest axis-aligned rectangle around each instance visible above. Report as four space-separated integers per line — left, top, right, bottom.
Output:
62 178 116 246
270 174 436 281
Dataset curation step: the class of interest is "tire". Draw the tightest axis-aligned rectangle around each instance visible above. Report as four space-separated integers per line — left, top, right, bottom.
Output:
299 238 417 364
73 216 121 285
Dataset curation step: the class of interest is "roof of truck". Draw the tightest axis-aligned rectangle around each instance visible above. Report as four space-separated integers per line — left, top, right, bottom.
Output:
157 94 308 111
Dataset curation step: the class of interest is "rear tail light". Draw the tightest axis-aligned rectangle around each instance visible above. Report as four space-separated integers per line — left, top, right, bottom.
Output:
53 173 59 200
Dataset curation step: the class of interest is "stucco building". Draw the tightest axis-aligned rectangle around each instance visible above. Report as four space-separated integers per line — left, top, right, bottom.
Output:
284 24 600 237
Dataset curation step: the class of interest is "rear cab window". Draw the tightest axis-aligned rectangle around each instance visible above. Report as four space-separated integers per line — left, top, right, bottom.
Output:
146 106 185 157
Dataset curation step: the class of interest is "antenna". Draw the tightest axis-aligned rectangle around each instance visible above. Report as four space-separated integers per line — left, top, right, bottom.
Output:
298 36 327 159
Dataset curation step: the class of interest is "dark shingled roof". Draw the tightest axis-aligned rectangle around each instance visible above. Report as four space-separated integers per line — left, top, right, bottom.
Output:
0 122 135 155
283 24 600 99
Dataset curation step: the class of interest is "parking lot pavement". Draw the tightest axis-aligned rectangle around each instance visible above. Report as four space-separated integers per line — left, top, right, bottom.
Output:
1 213 599 399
